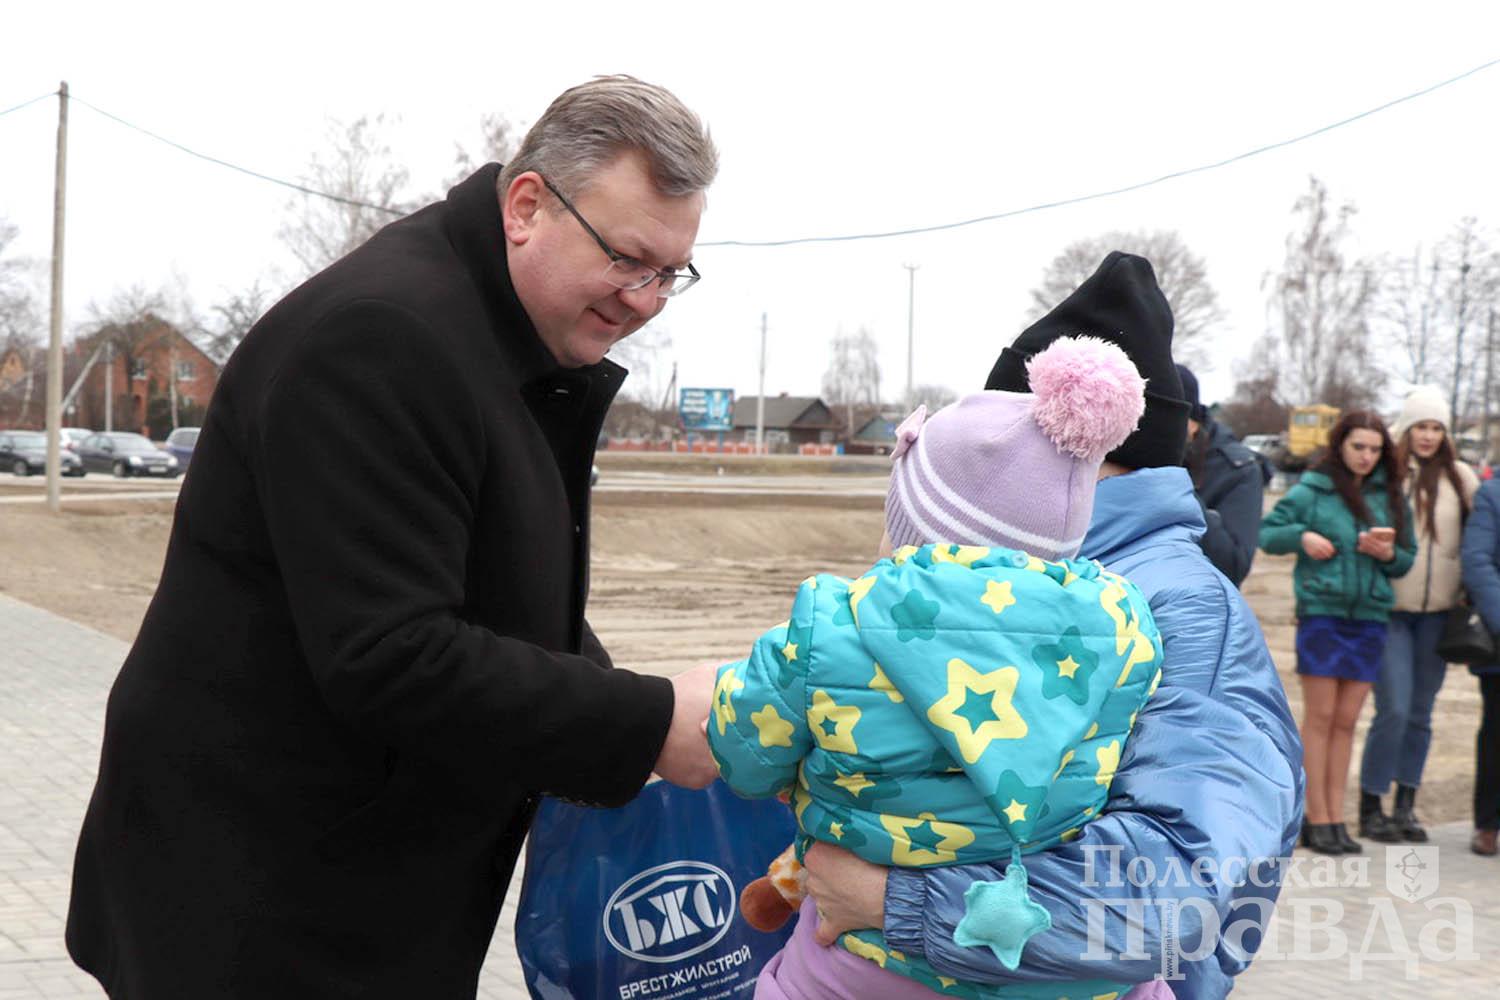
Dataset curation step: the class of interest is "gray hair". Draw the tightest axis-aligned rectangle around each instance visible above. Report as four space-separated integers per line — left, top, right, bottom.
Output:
497 75 717 201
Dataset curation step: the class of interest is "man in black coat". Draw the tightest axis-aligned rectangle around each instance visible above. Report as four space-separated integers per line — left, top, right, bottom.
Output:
66 76 720 999
1177 363 1266 586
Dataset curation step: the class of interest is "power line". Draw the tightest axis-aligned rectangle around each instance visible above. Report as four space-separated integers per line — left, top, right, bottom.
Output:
699 54 1500 248
0 90 59 119
67 94 405 217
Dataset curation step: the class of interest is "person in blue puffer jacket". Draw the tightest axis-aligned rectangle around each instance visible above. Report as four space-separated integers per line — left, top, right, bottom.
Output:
799 253 1303 1000
710 336 1170 1000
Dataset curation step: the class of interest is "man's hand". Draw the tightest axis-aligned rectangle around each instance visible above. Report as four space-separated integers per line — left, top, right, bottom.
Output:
802 842 888 946
652 662 719 789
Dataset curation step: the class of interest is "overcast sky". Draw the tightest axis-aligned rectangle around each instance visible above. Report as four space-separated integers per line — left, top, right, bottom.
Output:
3 1 1498 411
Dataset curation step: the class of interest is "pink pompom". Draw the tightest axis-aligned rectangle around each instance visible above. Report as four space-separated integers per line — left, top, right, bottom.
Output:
1025 337 1146 462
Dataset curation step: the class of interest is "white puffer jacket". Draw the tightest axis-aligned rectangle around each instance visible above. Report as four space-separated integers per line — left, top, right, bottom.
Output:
1392 459 1481 613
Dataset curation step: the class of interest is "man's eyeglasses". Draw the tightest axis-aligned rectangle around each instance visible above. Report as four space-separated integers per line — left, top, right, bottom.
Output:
541 176 701 298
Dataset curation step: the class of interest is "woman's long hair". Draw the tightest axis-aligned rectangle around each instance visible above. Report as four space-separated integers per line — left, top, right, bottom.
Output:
1398 424 1469 543
1315 410 1406 539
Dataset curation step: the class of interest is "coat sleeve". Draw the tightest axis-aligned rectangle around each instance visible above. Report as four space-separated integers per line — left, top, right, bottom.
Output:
706 581 816 799
883 580 1302 987
251 301 673 807
1258 483 1310 555
1378 499 1418 578
1198 463 1263 585
1463 486 1500 634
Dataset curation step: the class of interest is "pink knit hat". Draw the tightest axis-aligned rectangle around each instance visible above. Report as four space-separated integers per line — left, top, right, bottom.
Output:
885 336 1146 560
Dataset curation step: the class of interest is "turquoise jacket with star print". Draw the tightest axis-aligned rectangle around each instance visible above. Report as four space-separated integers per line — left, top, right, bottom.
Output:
708 543 1163 999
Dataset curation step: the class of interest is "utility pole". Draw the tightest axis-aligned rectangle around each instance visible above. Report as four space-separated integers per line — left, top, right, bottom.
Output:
903 264 918 407
104 341 113 432
755 312 767 454
45 81 68 514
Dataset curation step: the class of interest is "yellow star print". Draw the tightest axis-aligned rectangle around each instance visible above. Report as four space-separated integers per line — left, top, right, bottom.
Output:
802 576 819 589
750 704 795 748
847 575 878 627
781 640 799 662
808 690 862 753
869 661 905 703
938 977 957 989
1085 722 1099 740
926 659 1029 763
1002 798 1029 824
980 579 1017 615
1056 655 1081 679
833 771 876 797
1054 749 1074 780
892 545 919 565
931 545 990 567
880 811 977 865
1099 571 1158 686
1095 739 1121 786
842 936 888 968
712 668 744 735
829 820 844 839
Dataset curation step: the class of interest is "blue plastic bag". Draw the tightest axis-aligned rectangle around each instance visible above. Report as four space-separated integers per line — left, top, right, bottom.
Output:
516 779 798 999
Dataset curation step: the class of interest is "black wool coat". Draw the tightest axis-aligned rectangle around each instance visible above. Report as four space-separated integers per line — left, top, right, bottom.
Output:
66 165 675 999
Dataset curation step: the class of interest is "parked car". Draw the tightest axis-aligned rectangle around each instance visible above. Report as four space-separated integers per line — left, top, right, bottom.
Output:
60 427 93 453
165 427 200 471
0 430 86 477
76 432 180 478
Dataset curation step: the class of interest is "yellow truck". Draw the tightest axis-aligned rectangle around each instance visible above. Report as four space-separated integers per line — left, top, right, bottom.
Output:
1286 404 1339 469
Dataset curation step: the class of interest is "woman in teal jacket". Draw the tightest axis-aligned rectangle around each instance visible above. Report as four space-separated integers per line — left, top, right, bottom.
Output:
1260 411 1414 855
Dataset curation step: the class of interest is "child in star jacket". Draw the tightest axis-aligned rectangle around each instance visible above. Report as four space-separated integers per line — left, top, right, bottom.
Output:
708 338 1168 1000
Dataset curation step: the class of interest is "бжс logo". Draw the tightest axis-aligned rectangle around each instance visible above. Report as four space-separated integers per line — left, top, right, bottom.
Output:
603 860 736 963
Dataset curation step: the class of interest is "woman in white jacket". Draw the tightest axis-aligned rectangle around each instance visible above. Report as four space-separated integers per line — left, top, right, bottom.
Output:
1359 386 1478 842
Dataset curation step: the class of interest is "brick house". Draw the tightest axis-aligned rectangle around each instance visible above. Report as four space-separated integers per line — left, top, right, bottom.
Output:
70 314 221 439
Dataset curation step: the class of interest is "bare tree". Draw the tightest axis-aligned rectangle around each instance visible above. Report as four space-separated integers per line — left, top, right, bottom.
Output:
1438 218 1499 426
821 328 882 436
440 112 522 193
908 384 958 412
1216 334 1289 436
1374 244 1447 387
1265 176 1383 412
0 218 45 425
278 115 411 277
202 280 274 363
1029 230 1225 371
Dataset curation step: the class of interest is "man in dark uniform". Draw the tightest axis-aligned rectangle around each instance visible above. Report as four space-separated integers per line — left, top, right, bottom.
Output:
1177 363 1266 586
67 76 719 999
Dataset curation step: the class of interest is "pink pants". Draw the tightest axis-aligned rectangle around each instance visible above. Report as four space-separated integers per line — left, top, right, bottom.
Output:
754 899 1174 1000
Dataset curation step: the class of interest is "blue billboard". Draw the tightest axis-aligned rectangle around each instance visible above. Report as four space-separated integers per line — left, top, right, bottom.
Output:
679 387 735 432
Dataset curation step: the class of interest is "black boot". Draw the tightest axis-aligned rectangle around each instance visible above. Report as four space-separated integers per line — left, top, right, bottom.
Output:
1392 785 1428 843
1332 822 1363 853
1359 791 1401 843
1306 823 1342 855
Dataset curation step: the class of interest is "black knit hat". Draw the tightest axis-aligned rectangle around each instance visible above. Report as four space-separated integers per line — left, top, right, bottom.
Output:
1175 364 1209 423
985 251 1188 470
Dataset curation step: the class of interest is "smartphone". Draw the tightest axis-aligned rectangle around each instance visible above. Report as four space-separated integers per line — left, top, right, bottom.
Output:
1368 526 1396 542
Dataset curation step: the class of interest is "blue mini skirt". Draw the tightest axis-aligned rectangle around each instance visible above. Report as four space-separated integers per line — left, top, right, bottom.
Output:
1296 615 1387 682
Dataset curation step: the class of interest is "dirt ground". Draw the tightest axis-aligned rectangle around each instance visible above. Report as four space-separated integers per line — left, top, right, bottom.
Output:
0 482 1487 827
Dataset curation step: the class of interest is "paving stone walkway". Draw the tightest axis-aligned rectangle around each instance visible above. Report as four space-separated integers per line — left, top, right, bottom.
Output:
2 593 1492 998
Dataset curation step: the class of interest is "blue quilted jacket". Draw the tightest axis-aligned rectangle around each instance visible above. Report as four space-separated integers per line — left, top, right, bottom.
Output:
709 543 1163 999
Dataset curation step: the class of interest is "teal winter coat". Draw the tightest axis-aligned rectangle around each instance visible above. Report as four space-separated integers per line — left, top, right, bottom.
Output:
708 544 1163 999
1258 468 1415 622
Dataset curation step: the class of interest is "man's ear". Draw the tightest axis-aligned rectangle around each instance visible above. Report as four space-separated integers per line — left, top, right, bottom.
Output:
501 172 545 246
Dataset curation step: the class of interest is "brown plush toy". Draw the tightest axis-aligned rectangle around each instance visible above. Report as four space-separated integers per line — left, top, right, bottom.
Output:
738 843 807 933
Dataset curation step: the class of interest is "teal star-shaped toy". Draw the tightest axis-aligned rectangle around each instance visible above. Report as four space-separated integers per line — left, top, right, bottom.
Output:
952 861 1052 970
1031 627 1099 705
890 589 941 642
